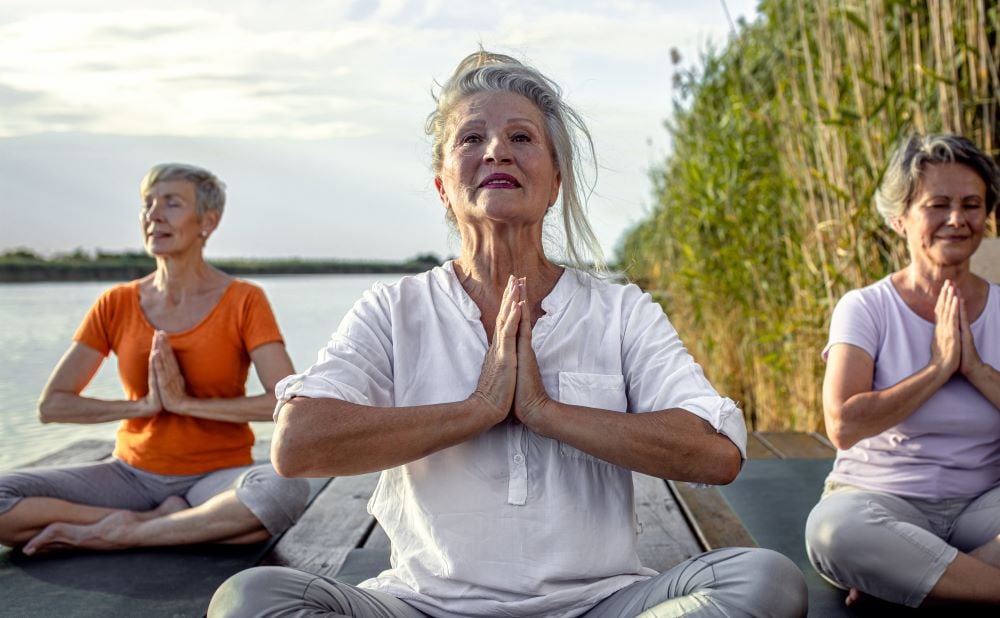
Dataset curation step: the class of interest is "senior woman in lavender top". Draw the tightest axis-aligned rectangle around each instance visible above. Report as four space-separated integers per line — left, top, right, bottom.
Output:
210 50 807 618
806 134 1000 608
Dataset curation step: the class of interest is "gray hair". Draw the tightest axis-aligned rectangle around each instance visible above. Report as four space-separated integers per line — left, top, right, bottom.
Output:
139 163 226 217
426 50 605 271
875 133 1000 226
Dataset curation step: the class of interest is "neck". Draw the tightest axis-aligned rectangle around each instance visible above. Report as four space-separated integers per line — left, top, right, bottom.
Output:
454 224 562 309
151 252 218 300
902 260 974 297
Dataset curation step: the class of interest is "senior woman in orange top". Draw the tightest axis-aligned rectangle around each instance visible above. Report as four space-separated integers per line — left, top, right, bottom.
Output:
210 51 806 618
0 164 309 554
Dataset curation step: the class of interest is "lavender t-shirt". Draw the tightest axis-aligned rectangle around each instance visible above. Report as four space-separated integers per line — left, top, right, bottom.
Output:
824 276 1000 499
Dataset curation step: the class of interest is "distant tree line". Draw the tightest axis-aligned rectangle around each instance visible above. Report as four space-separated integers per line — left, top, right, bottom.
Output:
619 0 998 431
0 248 445 282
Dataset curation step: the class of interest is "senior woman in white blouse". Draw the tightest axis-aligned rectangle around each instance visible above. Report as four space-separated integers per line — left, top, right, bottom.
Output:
209 50 807 618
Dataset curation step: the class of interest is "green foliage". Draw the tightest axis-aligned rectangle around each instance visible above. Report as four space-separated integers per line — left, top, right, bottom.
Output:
620 0 999 430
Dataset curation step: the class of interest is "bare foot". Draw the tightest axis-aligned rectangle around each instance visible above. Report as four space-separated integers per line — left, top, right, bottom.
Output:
22 510 143 555
970 538 1000 568
845 588 863 606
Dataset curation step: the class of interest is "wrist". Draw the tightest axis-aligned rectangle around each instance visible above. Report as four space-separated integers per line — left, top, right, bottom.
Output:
468 391 508 426
521 397 558 436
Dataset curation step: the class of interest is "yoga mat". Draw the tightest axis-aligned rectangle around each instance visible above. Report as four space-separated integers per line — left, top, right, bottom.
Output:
0 477 328 618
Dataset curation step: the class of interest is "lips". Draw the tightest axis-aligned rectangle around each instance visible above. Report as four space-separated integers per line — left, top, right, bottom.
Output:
478 173 521 189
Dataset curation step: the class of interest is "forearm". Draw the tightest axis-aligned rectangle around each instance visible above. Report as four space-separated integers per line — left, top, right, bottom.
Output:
829 362 951 449
38 391 151 424
167 392 279 423
965 362 1000 410
530 403 741 484
272 395 502 477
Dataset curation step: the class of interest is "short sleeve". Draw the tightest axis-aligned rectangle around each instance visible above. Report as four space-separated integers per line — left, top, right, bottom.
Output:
823 289 880 362
72 286 120 356
239 283 284 352
620 286 747 460
274 283 395 418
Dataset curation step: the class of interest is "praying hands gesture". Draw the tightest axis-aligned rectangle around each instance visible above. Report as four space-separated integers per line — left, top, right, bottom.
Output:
929 280 1000 411
472 276 552 432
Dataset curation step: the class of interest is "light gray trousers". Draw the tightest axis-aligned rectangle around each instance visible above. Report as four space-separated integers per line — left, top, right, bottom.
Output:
208 547 807 618
805 482 1000 607
0 459 310 535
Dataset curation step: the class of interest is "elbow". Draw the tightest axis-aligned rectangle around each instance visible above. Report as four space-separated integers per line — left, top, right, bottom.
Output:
270 399 322 477
712 444 742 485
824 411 857 451
37 394 57 424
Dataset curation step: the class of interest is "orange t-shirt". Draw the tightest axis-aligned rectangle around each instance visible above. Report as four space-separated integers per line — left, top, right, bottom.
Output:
73 279 284 475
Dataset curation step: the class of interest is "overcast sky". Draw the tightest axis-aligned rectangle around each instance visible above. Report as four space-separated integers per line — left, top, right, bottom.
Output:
0 0 758 261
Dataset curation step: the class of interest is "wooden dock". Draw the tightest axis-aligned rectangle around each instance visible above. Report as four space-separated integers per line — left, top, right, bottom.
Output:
16 431 837 579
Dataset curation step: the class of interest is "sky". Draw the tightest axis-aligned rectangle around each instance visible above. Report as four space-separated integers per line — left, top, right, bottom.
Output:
0 0 759 262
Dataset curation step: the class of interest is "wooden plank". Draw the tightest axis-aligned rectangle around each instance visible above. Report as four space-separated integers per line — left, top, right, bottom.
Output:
259 472 379 577
667 481 756 551
23 439 115 468
632 474 702 570
754 432 835 459
363 523 391 551
747 433 779 459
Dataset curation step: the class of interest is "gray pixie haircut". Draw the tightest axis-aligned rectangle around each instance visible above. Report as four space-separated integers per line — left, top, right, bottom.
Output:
426 50 606 270
875 133 1000 226
139 163 226 217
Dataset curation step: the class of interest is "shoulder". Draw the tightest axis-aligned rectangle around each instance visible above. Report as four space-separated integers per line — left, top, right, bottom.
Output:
833 277 896 317
93 279 140 308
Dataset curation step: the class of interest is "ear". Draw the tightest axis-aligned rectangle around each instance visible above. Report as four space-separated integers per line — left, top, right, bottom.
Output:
201 209 221 237
889 216 906 237
548 171 561 209
434 176 451 210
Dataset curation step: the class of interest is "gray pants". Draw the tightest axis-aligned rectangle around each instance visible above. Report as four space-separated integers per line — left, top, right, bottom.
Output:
208 547 807 617
0 459 310 535
805 482 1000 607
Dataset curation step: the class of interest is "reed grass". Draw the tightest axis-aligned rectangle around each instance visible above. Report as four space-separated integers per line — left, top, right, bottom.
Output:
620 0 999 430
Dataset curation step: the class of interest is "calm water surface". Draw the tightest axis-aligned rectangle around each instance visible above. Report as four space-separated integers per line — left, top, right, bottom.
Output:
0 273 405 471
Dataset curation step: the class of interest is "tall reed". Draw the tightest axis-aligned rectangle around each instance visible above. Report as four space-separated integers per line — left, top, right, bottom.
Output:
620 0 999 430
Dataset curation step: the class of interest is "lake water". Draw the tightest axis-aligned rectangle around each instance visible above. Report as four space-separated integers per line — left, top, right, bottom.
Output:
0 273 405 471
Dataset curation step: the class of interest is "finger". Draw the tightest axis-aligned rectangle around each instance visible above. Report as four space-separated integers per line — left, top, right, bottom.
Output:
495 275 517 329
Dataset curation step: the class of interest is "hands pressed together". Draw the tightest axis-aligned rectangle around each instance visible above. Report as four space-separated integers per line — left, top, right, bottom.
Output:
472 276 554 432
138 331 191 417
931 280 985 381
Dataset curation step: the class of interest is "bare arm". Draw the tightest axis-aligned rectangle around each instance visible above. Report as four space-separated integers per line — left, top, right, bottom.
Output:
154 336 295 423
959 295 1000 409
272 274 525 477
37 342 158 423
823 343 952 449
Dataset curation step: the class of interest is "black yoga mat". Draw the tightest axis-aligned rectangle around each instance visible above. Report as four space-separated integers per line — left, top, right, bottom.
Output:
716 458 968 617
0 477 329 618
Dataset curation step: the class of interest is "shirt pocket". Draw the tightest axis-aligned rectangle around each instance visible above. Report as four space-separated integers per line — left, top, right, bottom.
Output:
557 372 627 464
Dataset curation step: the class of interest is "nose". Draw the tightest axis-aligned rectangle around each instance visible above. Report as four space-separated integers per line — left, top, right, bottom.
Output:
143 199 165 223
483 135 512 164
946 204 967 226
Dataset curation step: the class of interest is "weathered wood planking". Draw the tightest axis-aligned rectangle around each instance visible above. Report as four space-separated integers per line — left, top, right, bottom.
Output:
23 439 114 468
633 473 703 570
755 432 835 459
259 472 379 577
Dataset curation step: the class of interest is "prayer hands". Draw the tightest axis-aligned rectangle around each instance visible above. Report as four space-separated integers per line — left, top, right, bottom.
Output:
136 331 190 417
472 276 552 429
931 280 983 379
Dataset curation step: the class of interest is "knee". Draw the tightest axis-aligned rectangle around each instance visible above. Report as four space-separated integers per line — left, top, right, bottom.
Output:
744 548 808 618
209 566 282 618
237 468 311 535
805 499 866 573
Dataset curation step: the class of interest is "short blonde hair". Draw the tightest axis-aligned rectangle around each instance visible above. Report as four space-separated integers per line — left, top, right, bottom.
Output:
140 163 226 217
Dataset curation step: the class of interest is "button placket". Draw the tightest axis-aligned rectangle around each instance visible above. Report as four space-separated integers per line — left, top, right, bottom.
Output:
506 421 527 505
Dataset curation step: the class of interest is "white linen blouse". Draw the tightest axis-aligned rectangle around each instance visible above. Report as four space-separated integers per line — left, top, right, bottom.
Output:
275 262 746 618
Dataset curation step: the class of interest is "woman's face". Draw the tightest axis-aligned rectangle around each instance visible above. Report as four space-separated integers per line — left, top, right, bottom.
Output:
435 91 560 232
140 179 216 258
895 162 987 270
